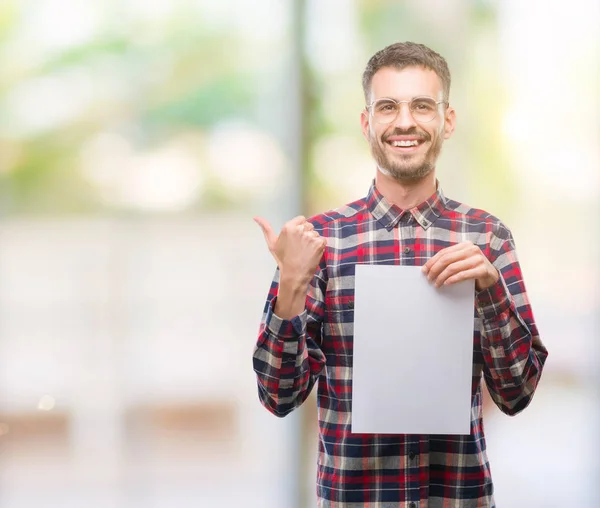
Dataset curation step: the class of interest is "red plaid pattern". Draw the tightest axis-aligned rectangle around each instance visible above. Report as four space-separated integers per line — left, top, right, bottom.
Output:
253 181 548 508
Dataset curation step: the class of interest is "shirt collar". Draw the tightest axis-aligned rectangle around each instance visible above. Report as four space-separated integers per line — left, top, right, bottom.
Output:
365 179 448 231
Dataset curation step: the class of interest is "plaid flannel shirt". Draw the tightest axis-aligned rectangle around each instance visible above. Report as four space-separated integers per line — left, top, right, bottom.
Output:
253 181 548 508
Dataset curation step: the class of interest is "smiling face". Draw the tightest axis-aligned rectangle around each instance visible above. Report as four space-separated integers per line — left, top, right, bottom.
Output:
360 66 456 183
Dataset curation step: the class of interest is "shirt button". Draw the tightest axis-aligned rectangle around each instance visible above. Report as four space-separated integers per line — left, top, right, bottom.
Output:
409 451 416 460
403 247 411 254
408 503 416 508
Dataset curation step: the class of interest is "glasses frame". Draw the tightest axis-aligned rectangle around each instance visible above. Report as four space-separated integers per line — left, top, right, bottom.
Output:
365 96 449 124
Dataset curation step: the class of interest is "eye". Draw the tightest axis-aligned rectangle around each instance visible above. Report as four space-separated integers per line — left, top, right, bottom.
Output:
412 99 435 112
375 101 397 113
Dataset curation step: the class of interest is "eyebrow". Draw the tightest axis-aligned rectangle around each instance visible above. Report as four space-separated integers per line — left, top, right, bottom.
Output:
367 95 438 107
373 95 436 101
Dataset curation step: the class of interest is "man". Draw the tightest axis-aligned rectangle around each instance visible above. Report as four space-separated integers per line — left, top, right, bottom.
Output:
252 41 548 507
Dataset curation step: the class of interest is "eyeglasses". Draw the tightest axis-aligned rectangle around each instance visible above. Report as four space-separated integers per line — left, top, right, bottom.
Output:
366 96 448 124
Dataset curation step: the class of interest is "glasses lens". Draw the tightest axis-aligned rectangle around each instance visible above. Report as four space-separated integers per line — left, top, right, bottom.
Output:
410 97 438 122
372 99 398 124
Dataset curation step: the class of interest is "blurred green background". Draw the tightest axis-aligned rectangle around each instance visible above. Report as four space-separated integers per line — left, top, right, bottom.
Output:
0 1 598 507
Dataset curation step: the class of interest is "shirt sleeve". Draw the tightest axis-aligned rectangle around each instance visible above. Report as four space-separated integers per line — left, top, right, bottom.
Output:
476 222 548 416
252 267 327 417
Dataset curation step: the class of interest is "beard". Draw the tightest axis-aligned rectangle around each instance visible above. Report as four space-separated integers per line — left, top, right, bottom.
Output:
369 127 443 182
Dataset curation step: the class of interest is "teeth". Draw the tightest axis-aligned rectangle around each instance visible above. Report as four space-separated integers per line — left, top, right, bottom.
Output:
392 140 419 147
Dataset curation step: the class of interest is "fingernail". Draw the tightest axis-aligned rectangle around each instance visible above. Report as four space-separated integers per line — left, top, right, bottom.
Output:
421 265 428 274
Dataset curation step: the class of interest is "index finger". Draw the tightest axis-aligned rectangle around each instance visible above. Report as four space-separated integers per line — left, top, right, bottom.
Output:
421 242 469 274
288 215 307 226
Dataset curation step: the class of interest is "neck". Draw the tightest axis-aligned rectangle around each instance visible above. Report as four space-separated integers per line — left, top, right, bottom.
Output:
374 167 437 210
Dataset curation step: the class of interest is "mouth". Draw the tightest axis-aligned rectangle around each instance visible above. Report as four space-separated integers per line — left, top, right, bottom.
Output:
385 137 427 154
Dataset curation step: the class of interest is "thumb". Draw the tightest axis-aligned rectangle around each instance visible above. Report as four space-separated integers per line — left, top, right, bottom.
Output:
253 217 278 249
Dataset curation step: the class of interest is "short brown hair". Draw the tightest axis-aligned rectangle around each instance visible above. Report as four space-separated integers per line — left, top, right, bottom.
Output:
362 42 451 103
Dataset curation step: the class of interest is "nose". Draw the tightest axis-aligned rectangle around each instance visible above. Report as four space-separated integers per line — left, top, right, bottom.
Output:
393 102 417 130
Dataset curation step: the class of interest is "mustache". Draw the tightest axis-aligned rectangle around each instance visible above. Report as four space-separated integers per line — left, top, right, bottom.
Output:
383 128 430 142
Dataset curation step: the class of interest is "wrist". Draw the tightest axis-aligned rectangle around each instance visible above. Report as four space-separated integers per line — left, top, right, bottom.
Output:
275 271 311 320
476 268 499 292
279 269 312 291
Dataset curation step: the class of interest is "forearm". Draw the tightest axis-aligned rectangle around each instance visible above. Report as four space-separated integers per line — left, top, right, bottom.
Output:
477 276 548 415
253 271 327 417
253 303 325 416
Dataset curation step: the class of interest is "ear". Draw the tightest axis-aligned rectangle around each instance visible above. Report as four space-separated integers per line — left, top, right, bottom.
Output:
443 106 456 139
360 109 371 141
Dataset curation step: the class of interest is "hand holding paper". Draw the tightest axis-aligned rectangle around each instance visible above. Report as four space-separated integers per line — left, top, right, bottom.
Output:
422 242 499 290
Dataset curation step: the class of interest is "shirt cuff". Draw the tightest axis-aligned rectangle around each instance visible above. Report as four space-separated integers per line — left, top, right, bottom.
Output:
265 297 307 340
475 275 512 319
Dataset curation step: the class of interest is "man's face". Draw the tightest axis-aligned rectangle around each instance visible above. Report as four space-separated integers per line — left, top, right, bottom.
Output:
360 66 456 182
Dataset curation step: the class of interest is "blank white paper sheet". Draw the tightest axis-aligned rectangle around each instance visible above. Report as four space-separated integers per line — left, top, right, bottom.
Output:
351 264 475 435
